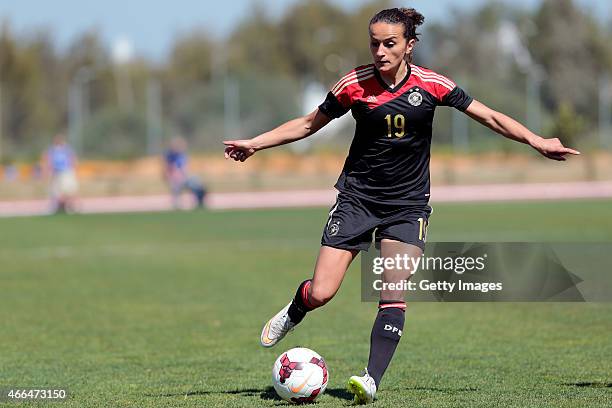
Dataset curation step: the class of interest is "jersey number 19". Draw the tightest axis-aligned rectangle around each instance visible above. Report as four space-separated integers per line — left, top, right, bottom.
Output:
384 114 405 138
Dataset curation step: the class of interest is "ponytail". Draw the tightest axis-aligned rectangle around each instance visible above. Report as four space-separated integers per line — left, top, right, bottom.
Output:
398 8 424 41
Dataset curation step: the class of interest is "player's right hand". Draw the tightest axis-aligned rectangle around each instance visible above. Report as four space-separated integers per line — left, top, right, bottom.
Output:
223 140 257 162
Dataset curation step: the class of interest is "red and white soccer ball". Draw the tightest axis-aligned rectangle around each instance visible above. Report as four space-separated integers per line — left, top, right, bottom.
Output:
272 347 329 404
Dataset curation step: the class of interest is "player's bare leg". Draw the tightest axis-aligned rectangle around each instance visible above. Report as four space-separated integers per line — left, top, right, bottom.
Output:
260 246 358 347
349 239 422 404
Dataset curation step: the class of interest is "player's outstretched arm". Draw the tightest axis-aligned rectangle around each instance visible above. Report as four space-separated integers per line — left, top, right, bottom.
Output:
223 108 332 162
464 99 581 161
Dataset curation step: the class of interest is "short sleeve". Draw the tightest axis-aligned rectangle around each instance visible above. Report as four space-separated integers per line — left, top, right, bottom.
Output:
318 67 369 119
440 87 473 111
318 92 350 119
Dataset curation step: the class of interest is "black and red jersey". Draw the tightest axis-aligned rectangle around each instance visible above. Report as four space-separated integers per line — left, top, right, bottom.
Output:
318 63 473 205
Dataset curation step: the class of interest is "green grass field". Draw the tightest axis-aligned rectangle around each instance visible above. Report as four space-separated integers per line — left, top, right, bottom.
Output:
1 200 611 407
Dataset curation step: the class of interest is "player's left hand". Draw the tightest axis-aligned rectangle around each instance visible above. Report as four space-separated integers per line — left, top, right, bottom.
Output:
531 137 581 161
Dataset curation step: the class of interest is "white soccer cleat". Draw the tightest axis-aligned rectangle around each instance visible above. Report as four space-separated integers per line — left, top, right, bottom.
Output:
260 301 297 348
347 369 377 404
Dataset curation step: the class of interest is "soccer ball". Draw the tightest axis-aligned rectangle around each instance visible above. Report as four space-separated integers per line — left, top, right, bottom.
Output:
272 347 329 403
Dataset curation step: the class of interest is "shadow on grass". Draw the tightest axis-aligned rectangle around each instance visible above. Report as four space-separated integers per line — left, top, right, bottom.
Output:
325 388 354 401
563 382 612 388
149 386 354 402
147 387 277 399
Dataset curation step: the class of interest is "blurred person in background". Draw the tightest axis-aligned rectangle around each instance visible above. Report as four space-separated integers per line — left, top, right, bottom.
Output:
224 6 580 404
2 163 18 182
42 133 79 214
163 136 206 209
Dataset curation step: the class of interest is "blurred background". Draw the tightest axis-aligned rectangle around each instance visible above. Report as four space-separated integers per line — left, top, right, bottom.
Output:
0 0 611 212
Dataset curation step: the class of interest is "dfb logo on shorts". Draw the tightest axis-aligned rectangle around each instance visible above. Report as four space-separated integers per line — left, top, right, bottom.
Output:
328 221 340 236
408 91 422 107
384 324 403 337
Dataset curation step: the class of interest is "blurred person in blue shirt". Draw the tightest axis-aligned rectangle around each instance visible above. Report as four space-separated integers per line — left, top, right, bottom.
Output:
163 136 206 209
42 133 79 214
3 163 18 182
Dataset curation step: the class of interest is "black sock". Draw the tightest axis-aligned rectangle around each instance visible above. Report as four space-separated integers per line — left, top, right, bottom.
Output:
366 301 406 387
287 279 315 324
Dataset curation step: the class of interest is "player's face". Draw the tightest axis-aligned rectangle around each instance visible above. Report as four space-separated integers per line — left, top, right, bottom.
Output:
369 22 415 74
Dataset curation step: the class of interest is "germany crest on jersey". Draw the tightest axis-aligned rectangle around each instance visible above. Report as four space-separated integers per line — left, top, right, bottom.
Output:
318 64 473 205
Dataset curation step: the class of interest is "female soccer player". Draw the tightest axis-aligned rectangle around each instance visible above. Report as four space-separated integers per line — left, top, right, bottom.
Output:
224 7 579 404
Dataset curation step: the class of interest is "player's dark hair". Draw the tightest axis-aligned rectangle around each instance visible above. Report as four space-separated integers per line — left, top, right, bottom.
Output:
369 8 424 62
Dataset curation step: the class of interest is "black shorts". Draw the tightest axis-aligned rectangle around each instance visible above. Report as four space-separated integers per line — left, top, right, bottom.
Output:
321 193 432 252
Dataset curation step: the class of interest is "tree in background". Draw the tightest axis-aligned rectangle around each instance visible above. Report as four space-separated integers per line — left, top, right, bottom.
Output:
530 0 612 122
0 23 61 156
